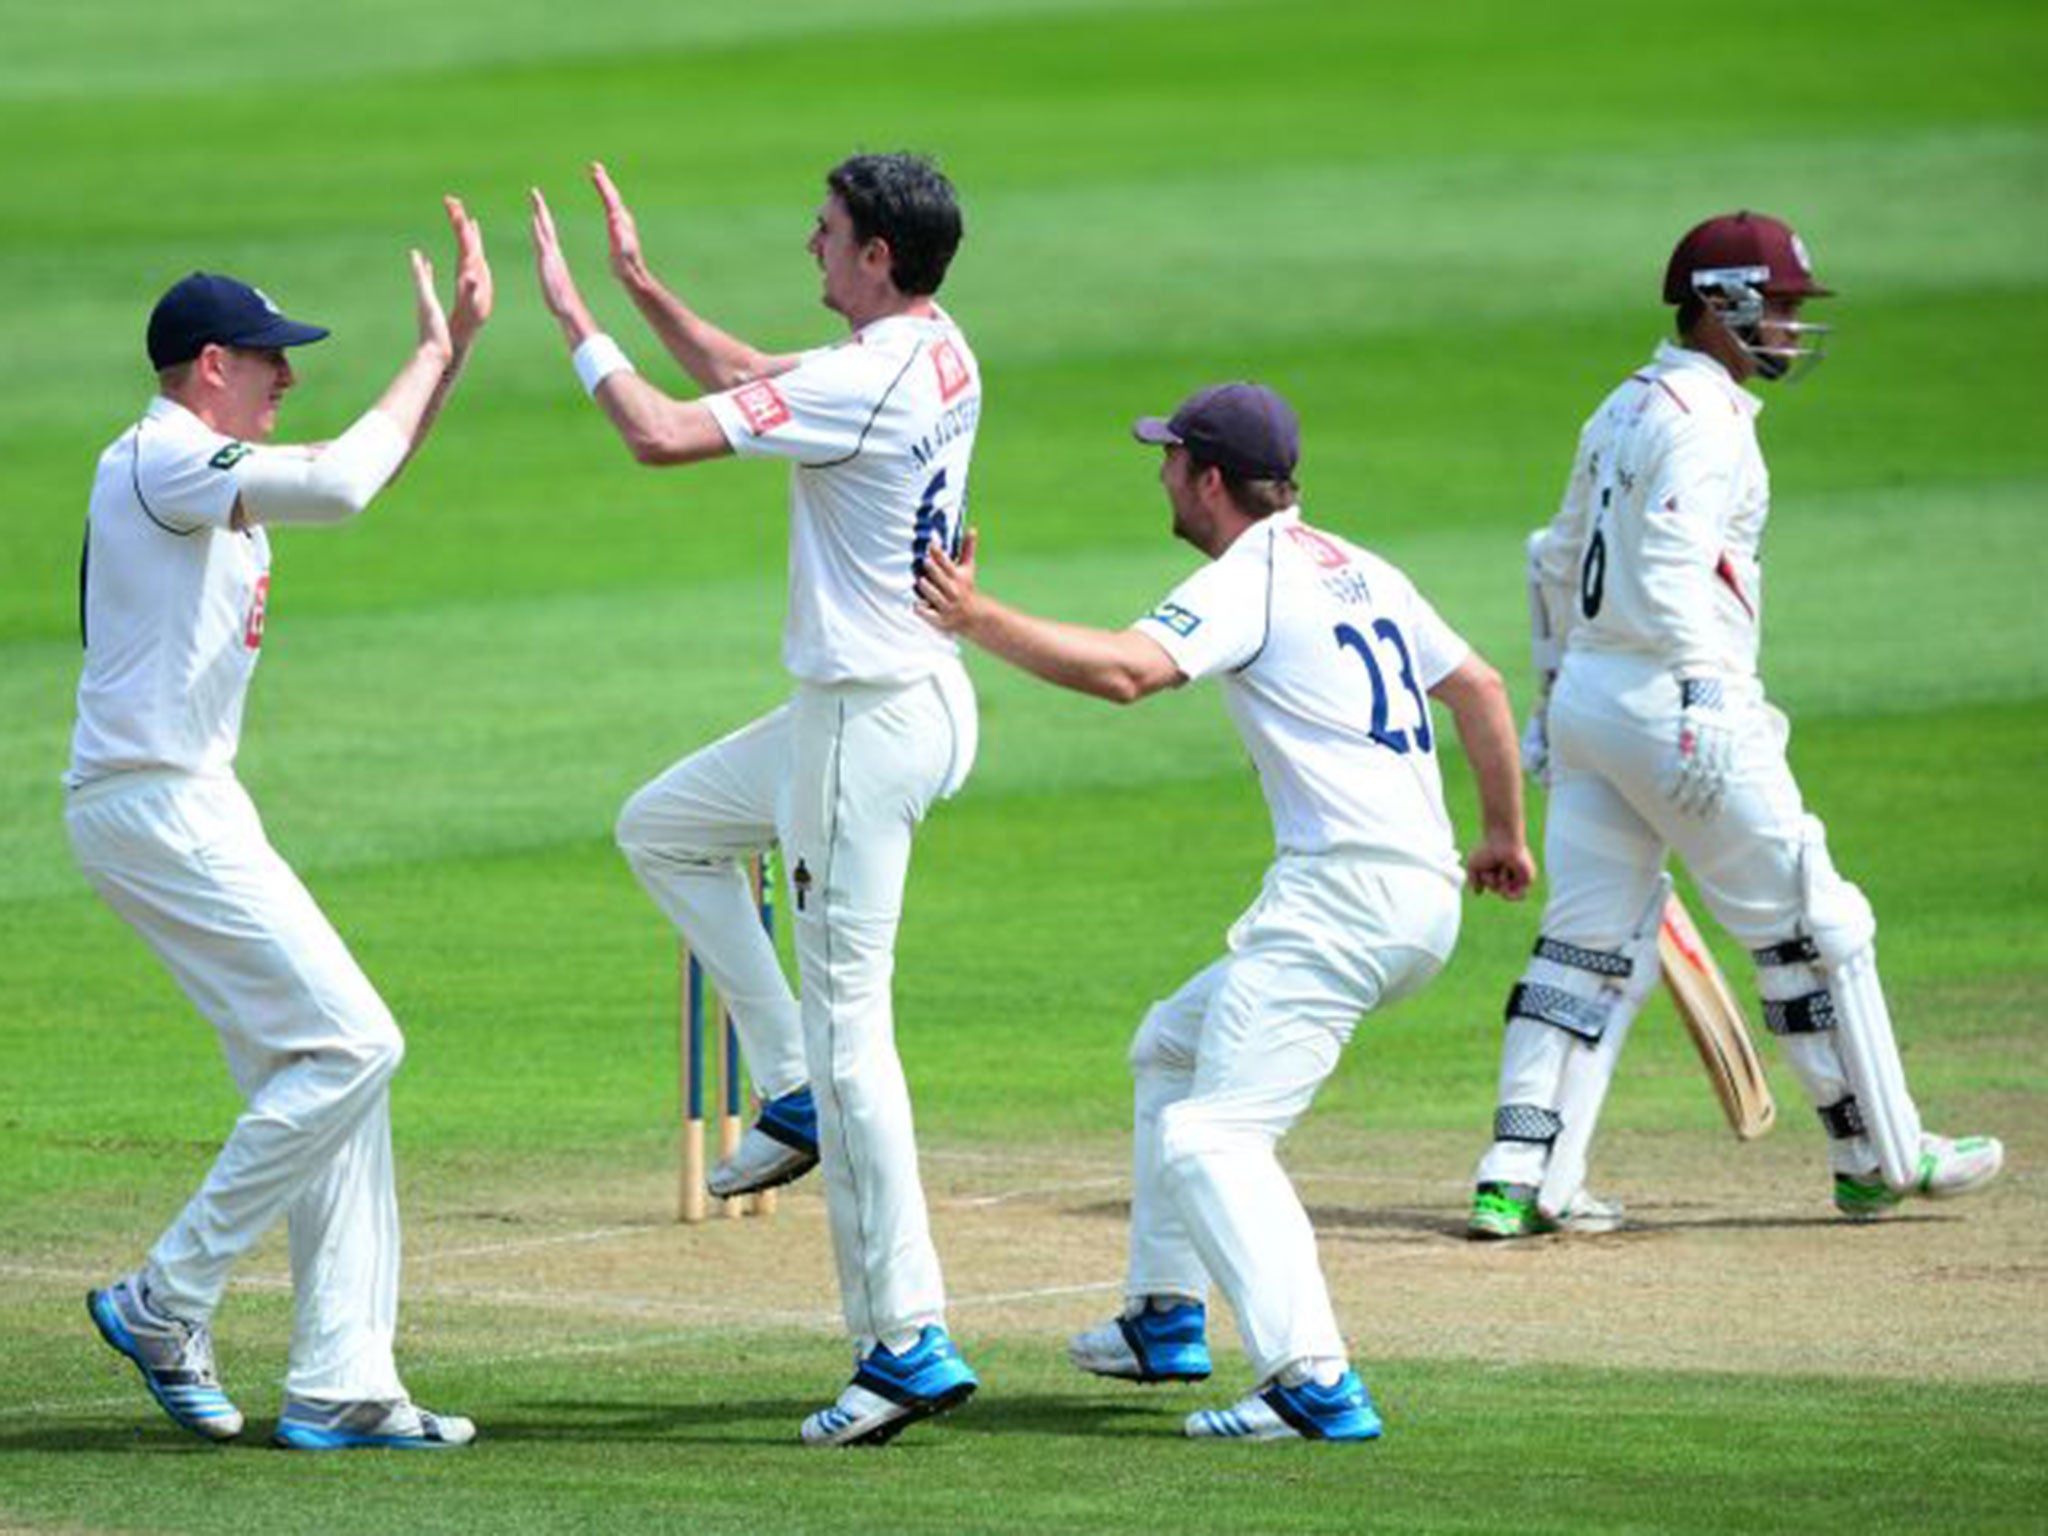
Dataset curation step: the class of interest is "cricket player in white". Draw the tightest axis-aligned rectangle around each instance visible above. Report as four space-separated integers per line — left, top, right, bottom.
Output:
72 201 491 1449
917 382 1534 1442
530 154 982 1445
1467 212 2004 1239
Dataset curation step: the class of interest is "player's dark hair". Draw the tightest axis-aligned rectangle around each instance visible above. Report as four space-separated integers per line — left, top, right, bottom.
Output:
1189 455 1298 519
826 153 963 297
1675 293 1709 338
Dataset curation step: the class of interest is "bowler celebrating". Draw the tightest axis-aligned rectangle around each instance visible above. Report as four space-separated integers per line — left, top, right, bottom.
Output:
918 383 1532 1441
531 154 982 1446
73 200 491 1449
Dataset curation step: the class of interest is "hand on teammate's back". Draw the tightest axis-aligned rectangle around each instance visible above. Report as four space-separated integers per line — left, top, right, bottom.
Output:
914 528 980 634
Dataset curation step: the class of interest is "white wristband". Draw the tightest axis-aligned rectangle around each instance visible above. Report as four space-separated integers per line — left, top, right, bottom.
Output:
572 334 635 397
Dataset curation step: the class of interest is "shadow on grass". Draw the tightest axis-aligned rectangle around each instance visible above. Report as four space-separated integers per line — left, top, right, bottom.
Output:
1298 1202 1962 1240
468 1392 1172 1446
0 1422 233 1455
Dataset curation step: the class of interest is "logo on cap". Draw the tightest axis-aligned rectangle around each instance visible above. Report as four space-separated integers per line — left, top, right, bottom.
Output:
144 271 330 370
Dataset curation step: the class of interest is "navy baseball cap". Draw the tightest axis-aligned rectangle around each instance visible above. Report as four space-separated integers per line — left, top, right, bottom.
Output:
146 272 330 370
1133 382 1300 480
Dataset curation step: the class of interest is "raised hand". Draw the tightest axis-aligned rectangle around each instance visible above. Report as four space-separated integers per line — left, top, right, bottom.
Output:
408 247 453 364
443 195 494 352
529 187 596 343
592 162 652 291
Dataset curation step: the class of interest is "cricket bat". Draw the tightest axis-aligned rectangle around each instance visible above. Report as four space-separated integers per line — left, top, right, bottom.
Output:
1659 893 1776 1140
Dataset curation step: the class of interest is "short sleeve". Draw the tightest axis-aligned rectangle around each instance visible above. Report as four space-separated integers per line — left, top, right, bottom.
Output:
1131 546 1271 681
703 345 885 466
133 429 271 532
1403 582 1470 688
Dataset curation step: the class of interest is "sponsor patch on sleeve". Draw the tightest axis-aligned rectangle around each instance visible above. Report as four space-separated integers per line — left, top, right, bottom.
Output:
1147 601 1203 638
209 443 251 471
931 339 971 402
733 380 792 436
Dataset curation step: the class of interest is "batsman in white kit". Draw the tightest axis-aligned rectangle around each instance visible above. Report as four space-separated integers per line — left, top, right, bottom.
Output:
530 154 981 1445
917 383 1534 1441
1467 211 2005 1239
71 200 492 1448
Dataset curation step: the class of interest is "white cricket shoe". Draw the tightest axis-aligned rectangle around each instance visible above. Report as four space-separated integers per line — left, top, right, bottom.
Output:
1546 1187 1625 1233
87 1274 243 1441
1917 1133 2005 1200
1468 1183 1623 1239
273 1396 476 1450
1835 1133 2005 1220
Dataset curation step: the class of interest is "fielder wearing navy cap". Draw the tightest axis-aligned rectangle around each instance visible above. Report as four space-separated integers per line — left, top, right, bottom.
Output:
1133 382 1300 481
146 272 330 371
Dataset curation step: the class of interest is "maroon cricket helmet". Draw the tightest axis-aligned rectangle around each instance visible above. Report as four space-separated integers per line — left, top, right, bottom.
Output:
1662 212 1834 306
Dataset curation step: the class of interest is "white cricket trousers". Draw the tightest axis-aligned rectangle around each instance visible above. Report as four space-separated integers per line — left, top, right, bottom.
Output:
65 770 407 1402
1482 650 1914 1183
617 664 975 1350
1124 852 1460 1384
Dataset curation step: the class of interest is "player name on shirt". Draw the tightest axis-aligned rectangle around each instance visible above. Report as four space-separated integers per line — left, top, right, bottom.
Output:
910 393 979 471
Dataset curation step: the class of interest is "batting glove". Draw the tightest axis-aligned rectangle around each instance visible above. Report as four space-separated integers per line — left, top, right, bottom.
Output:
1520 704 1552 786
1669 676 1735 817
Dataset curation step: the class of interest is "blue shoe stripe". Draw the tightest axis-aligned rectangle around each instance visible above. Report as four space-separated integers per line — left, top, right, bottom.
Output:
851 1327 980 1404
1261 1375 1384 1442
90 1291 239 1437
1115 1307 1213 1381
759 1088 819 1149
275 1423 462 1450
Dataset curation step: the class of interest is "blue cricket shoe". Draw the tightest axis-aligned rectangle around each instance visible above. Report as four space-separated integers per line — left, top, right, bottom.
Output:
1069 1298 1213 1382
1186 1369 1384 1442
800 1325 979 1446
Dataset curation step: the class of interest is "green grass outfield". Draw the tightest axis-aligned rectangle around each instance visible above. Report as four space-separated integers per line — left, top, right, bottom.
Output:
2 1 2045 1531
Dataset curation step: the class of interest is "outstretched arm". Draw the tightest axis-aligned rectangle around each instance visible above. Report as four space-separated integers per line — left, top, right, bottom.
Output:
235 205 481 527
388 194 495 480
916 530 1184 705
593 163 799 392
530 186 731 467
1430 652 1536 899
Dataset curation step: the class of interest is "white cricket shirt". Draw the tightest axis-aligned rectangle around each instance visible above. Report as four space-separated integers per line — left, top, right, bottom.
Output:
704 309 981 686
68 397 278 787
1535 341 1769 680
1134 509 1469 874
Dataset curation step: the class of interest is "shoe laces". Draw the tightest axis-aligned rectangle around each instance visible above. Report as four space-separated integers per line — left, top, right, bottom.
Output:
170 1317 221 1381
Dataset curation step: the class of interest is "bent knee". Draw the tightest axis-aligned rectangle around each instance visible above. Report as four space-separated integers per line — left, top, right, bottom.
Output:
1129 1003 1195 1080
345 1014 405 1085
1159 1098 1256 1172
614 788 661 858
